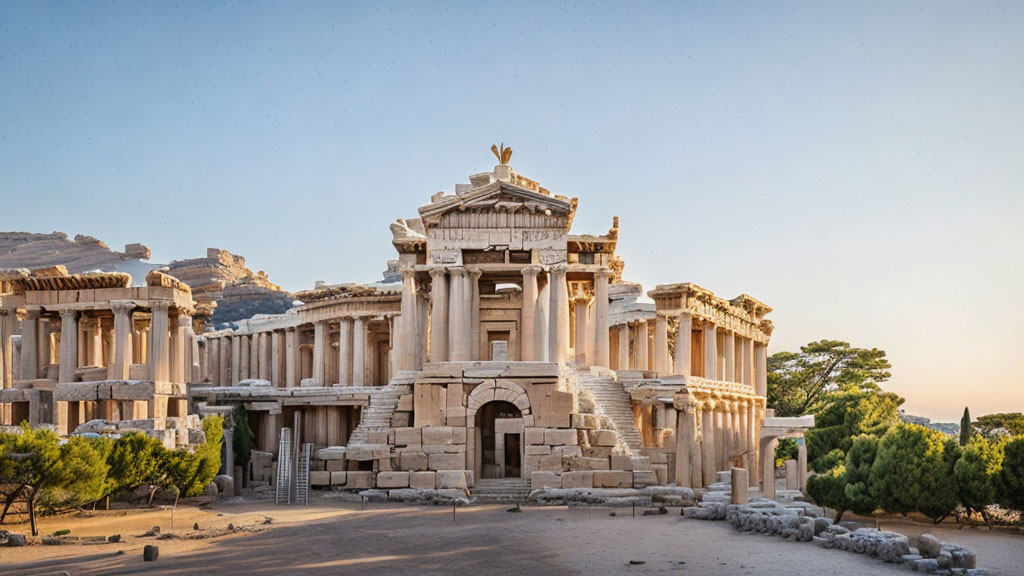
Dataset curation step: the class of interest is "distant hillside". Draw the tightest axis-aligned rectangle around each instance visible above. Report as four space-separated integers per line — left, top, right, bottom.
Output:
900 411 960 437
0 231 293 328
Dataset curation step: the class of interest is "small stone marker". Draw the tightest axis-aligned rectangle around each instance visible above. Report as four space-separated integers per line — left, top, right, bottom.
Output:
193 522 200 531
107 534 121 543
7 533 26 547
730 467 749 504
143 545 159 561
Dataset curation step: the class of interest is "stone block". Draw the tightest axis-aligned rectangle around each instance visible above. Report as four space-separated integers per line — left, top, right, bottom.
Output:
437 470 468 490
593 470 633 488
330 471 346 485
632 470 657 487
399 451 428 471
410 471 436 490
530 471 562 491
525 427 545 445
552 445 582 458
310 471 331 486
583 457 610 470
561 471 594 489
345 471 374 489
651 463 668 486
376 471 410 488
394 427 421 445
525 444 551 456
326 459 347 472
539 454 564 471
428 452 464 470
593 430 618 447
545 428 577 446
422 426 457 445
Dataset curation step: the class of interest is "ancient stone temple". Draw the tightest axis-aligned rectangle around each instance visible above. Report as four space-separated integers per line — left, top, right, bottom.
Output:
191 148 811 497
0 267 205 448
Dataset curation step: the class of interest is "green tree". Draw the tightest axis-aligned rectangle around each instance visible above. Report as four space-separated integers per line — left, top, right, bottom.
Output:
107 432 171 504
807 449 849 521
870 424 959 522
232 405 254 474
960 407 972 446
975 413 1024 438
767 340 892 417
954 435 1004 523
805 389 904 471
997 437 1024 512
0 424 62 535
38 436 111 514
164 416 223 498
843 434 880 516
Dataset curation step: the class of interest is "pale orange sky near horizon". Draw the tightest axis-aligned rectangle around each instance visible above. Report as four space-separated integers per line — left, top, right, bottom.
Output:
1 3 1021 422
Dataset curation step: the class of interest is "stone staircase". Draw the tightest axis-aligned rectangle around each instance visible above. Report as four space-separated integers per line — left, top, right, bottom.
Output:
575 371 643 454
346 372 414 446
471 478 531 502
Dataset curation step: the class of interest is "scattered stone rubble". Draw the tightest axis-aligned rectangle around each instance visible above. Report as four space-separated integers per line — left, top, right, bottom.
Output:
528 485 695 508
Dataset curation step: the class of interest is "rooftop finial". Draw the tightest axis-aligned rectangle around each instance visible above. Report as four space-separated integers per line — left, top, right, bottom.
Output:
491 143 513 165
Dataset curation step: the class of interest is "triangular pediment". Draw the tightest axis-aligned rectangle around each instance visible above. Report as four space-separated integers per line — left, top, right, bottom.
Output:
418 181 573 220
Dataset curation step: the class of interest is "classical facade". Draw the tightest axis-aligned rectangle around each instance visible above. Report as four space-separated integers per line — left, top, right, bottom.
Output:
192 150 811 497
0 267 204 448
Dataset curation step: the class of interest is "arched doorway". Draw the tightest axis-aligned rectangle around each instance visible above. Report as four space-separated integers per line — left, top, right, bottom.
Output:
475 400 523 479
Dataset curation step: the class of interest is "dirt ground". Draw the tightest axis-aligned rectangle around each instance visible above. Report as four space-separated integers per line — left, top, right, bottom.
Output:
2 496 1022 576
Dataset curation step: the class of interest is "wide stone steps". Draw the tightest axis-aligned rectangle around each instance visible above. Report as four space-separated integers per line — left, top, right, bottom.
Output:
575 375 643 454
471 478 531 502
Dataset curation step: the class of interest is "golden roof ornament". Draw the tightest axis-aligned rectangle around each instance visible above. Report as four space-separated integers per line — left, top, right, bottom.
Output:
491 143 513 165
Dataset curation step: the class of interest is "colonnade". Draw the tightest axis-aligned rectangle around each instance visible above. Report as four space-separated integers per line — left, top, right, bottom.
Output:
414 264 610 366
673 394 765 489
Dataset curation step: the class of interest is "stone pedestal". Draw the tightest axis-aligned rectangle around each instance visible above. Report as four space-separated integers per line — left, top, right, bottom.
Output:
730 467 749 504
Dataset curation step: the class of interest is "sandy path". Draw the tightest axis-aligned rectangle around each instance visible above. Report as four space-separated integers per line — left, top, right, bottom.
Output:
2 499 1021 576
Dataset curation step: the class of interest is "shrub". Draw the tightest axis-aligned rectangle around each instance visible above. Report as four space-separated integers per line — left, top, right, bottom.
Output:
869 424 959 522
954 435 1004 520
843 434 879 516
807 449 849 521
998 437 1024 511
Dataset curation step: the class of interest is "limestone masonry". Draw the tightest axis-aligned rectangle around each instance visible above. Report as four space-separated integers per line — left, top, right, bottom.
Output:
0 149 812 500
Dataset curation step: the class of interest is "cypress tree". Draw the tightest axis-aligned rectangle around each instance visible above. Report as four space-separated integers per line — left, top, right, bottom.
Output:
960 407 972 446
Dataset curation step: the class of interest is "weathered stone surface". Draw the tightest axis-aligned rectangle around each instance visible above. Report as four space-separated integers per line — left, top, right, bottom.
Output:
409 471 436 490
428 452 464 470
593 470 632 488
437 470 469 490
530 471 562 490
144 544 159 561
376 471 410 488
544 428 577 446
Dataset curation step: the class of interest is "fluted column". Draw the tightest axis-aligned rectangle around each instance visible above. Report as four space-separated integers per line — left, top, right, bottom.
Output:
636 320 649 371
397 268 418 371
616 325 629 371
573 294 590 365
738 399 749 463
715 400 728 472
312 320 327 384
675 398 697 488
149 303 170 382
549 265 570 363
761 436 778 499
0 311 13 387
352 317 366 386
171 315 189 383
593 268 610 368
333 318 350 386
230 335 241 385
239 336 251 381
535 277 550 361
249 333 258 377
654 314 668 375
58 309 78 383
747 398 758 486
724 331 736 382
469 267 481 361
20 308 40 380
429 267 449 362
701 399 717 486
285 328 297 387
731 401 742 466
109 302 133 380
741 337 753 387
754 343 767 396
520 265 540 361
448 268 468 361
675 312 692 377
259 333 270 380
704 322 717 380
271 330 282 386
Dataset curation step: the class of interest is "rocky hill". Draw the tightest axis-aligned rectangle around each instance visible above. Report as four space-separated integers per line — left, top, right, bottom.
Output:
0 231 293 327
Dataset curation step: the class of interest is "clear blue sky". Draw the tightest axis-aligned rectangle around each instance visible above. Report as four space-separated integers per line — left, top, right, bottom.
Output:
1 2 1022 421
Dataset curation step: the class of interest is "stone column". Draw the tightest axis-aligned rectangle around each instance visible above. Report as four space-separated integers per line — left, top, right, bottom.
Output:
754 343 767 396
397 268 418 371
218 335 230 386
747 398 758 486
352 317 366 386
654 314 668 375
447 268 467 361
240 336 251 381
209 338 220 385
0 311 13 387
731 401 742 466
714 401 727 472
249 333 258 377
58 309 78 383
593 268 611 368
547 265 570 363
20 308 40 380
336 319 352 386
312 321 327 385
724 331 736 382
573 295 590 366
230 335 241 385
271 330 282 386
109 302 133 380
703 322 717 380
520 265 540 361
636 320 649 371
761 437 779 500
258 332 270 380
149 303 170 382
285 328 297 387
674 399 697 488
616 325 629 371
85 318 103 366
738 400 749 465
171 315 189 383
469 267 481 361
674 312 692 377
429 267 449 362
535 277 550 362
798 439 808 493
701 399 717 486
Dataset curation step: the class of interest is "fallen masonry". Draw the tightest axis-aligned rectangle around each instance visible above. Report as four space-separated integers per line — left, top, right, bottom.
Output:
528 485 695 508
682 498 989 575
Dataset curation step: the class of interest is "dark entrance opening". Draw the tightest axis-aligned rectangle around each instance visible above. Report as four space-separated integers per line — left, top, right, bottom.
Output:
476 400 522 479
